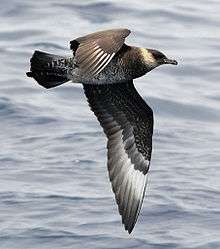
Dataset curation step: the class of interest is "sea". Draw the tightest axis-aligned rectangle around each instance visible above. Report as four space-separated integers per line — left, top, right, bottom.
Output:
0 0 220 248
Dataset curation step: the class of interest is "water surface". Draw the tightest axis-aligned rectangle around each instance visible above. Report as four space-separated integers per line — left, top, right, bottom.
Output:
0 0 220 248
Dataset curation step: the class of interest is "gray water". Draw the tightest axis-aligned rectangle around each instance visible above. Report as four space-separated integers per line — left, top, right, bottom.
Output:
0 0 220 248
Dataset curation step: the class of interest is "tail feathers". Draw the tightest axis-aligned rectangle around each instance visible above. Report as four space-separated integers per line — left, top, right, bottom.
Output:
26 50 70 89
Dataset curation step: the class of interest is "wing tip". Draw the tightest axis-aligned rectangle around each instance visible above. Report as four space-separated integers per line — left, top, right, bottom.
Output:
125 28 131 36
124 221 135 234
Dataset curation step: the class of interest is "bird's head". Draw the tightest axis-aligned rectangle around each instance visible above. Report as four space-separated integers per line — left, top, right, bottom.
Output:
140 48 178 71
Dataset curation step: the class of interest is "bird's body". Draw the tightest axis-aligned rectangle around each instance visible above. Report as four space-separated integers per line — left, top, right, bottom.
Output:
27 28 177 233
68 45 157 84
69 45 149 84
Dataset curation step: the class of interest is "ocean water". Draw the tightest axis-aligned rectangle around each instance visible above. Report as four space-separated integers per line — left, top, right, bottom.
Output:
0 0 220 248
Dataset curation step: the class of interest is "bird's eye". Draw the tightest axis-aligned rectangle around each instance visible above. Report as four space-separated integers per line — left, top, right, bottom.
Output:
149 49 166 61
153 51 166 60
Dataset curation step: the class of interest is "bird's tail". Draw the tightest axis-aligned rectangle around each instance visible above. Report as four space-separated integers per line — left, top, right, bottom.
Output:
26 50 71 89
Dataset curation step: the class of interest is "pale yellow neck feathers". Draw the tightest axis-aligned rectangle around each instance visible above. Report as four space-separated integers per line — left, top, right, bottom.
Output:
139 48 156 64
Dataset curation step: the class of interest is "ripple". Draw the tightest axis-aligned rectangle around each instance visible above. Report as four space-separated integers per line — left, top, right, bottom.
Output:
24 42 66 51
0 2 31 17
0 97 16 116
55 2 134 23
0 30 45 41
148 96 220 122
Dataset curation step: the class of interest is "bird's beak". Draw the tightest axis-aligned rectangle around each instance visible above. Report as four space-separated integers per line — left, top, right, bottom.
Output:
163 58 178 65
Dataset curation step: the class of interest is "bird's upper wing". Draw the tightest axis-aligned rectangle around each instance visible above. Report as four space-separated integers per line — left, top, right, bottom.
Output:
70 29 131 76
83 81 153 233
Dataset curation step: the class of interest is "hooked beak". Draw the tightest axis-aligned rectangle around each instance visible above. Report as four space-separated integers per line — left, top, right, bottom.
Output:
163 58 178 65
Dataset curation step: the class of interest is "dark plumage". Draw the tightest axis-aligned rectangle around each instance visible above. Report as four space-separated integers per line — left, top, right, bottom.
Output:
27 28 177 233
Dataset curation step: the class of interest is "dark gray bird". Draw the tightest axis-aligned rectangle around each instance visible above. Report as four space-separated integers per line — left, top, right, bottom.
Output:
27 28 177 233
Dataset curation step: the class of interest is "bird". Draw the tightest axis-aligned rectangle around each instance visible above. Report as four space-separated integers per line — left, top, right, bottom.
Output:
27 28 178 233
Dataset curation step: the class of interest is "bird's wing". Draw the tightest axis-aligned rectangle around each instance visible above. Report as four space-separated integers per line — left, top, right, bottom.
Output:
83 81 153 233
70 29 131 76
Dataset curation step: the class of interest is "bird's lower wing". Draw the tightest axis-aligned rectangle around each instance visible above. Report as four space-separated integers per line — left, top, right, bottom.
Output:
83 81 153 233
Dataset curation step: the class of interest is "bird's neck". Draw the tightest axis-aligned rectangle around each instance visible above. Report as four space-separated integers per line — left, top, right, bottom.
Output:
119 46 155 79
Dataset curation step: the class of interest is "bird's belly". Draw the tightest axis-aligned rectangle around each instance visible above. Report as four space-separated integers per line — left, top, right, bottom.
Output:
69 60 131 85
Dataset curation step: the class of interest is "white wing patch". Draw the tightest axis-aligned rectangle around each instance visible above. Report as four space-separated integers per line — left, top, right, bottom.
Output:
76 42 116 76
106 118 149 233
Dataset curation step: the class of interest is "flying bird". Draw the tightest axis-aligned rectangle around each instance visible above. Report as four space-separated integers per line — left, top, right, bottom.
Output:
27 28 177 233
